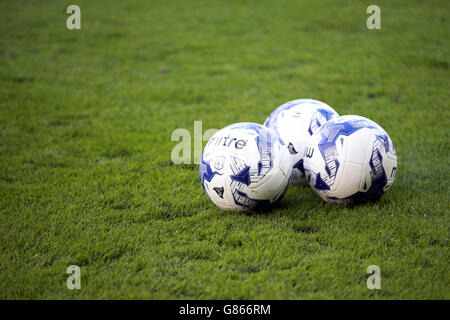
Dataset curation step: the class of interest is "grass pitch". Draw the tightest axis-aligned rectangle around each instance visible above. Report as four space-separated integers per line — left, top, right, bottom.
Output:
0 0 448 299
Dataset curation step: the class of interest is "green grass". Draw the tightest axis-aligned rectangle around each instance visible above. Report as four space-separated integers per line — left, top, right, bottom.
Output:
0 0 449 299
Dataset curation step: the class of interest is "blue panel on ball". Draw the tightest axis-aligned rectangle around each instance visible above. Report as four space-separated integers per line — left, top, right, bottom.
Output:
230 166 251 186
199 159 221 187
314 172 331 190
293 159 305 175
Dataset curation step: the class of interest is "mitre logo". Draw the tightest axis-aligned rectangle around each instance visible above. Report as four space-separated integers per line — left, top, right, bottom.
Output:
207 135 247 150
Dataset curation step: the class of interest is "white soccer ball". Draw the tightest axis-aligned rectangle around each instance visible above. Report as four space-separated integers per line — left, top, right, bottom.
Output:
199 122 292 211
264 99 339 185
303 115 397 205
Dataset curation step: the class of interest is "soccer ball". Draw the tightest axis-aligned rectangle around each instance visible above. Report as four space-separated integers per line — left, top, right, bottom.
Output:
264 99 339 185
303 115 397 205
199 122 292 211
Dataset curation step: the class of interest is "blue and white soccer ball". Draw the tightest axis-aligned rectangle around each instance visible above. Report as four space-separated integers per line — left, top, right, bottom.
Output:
199 122 292 211
264 99 339 185
303 115 397 205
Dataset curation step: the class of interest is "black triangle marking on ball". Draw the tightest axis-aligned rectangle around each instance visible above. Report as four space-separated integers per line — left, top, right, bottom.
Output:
213 186 224 198
288 143 298 154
